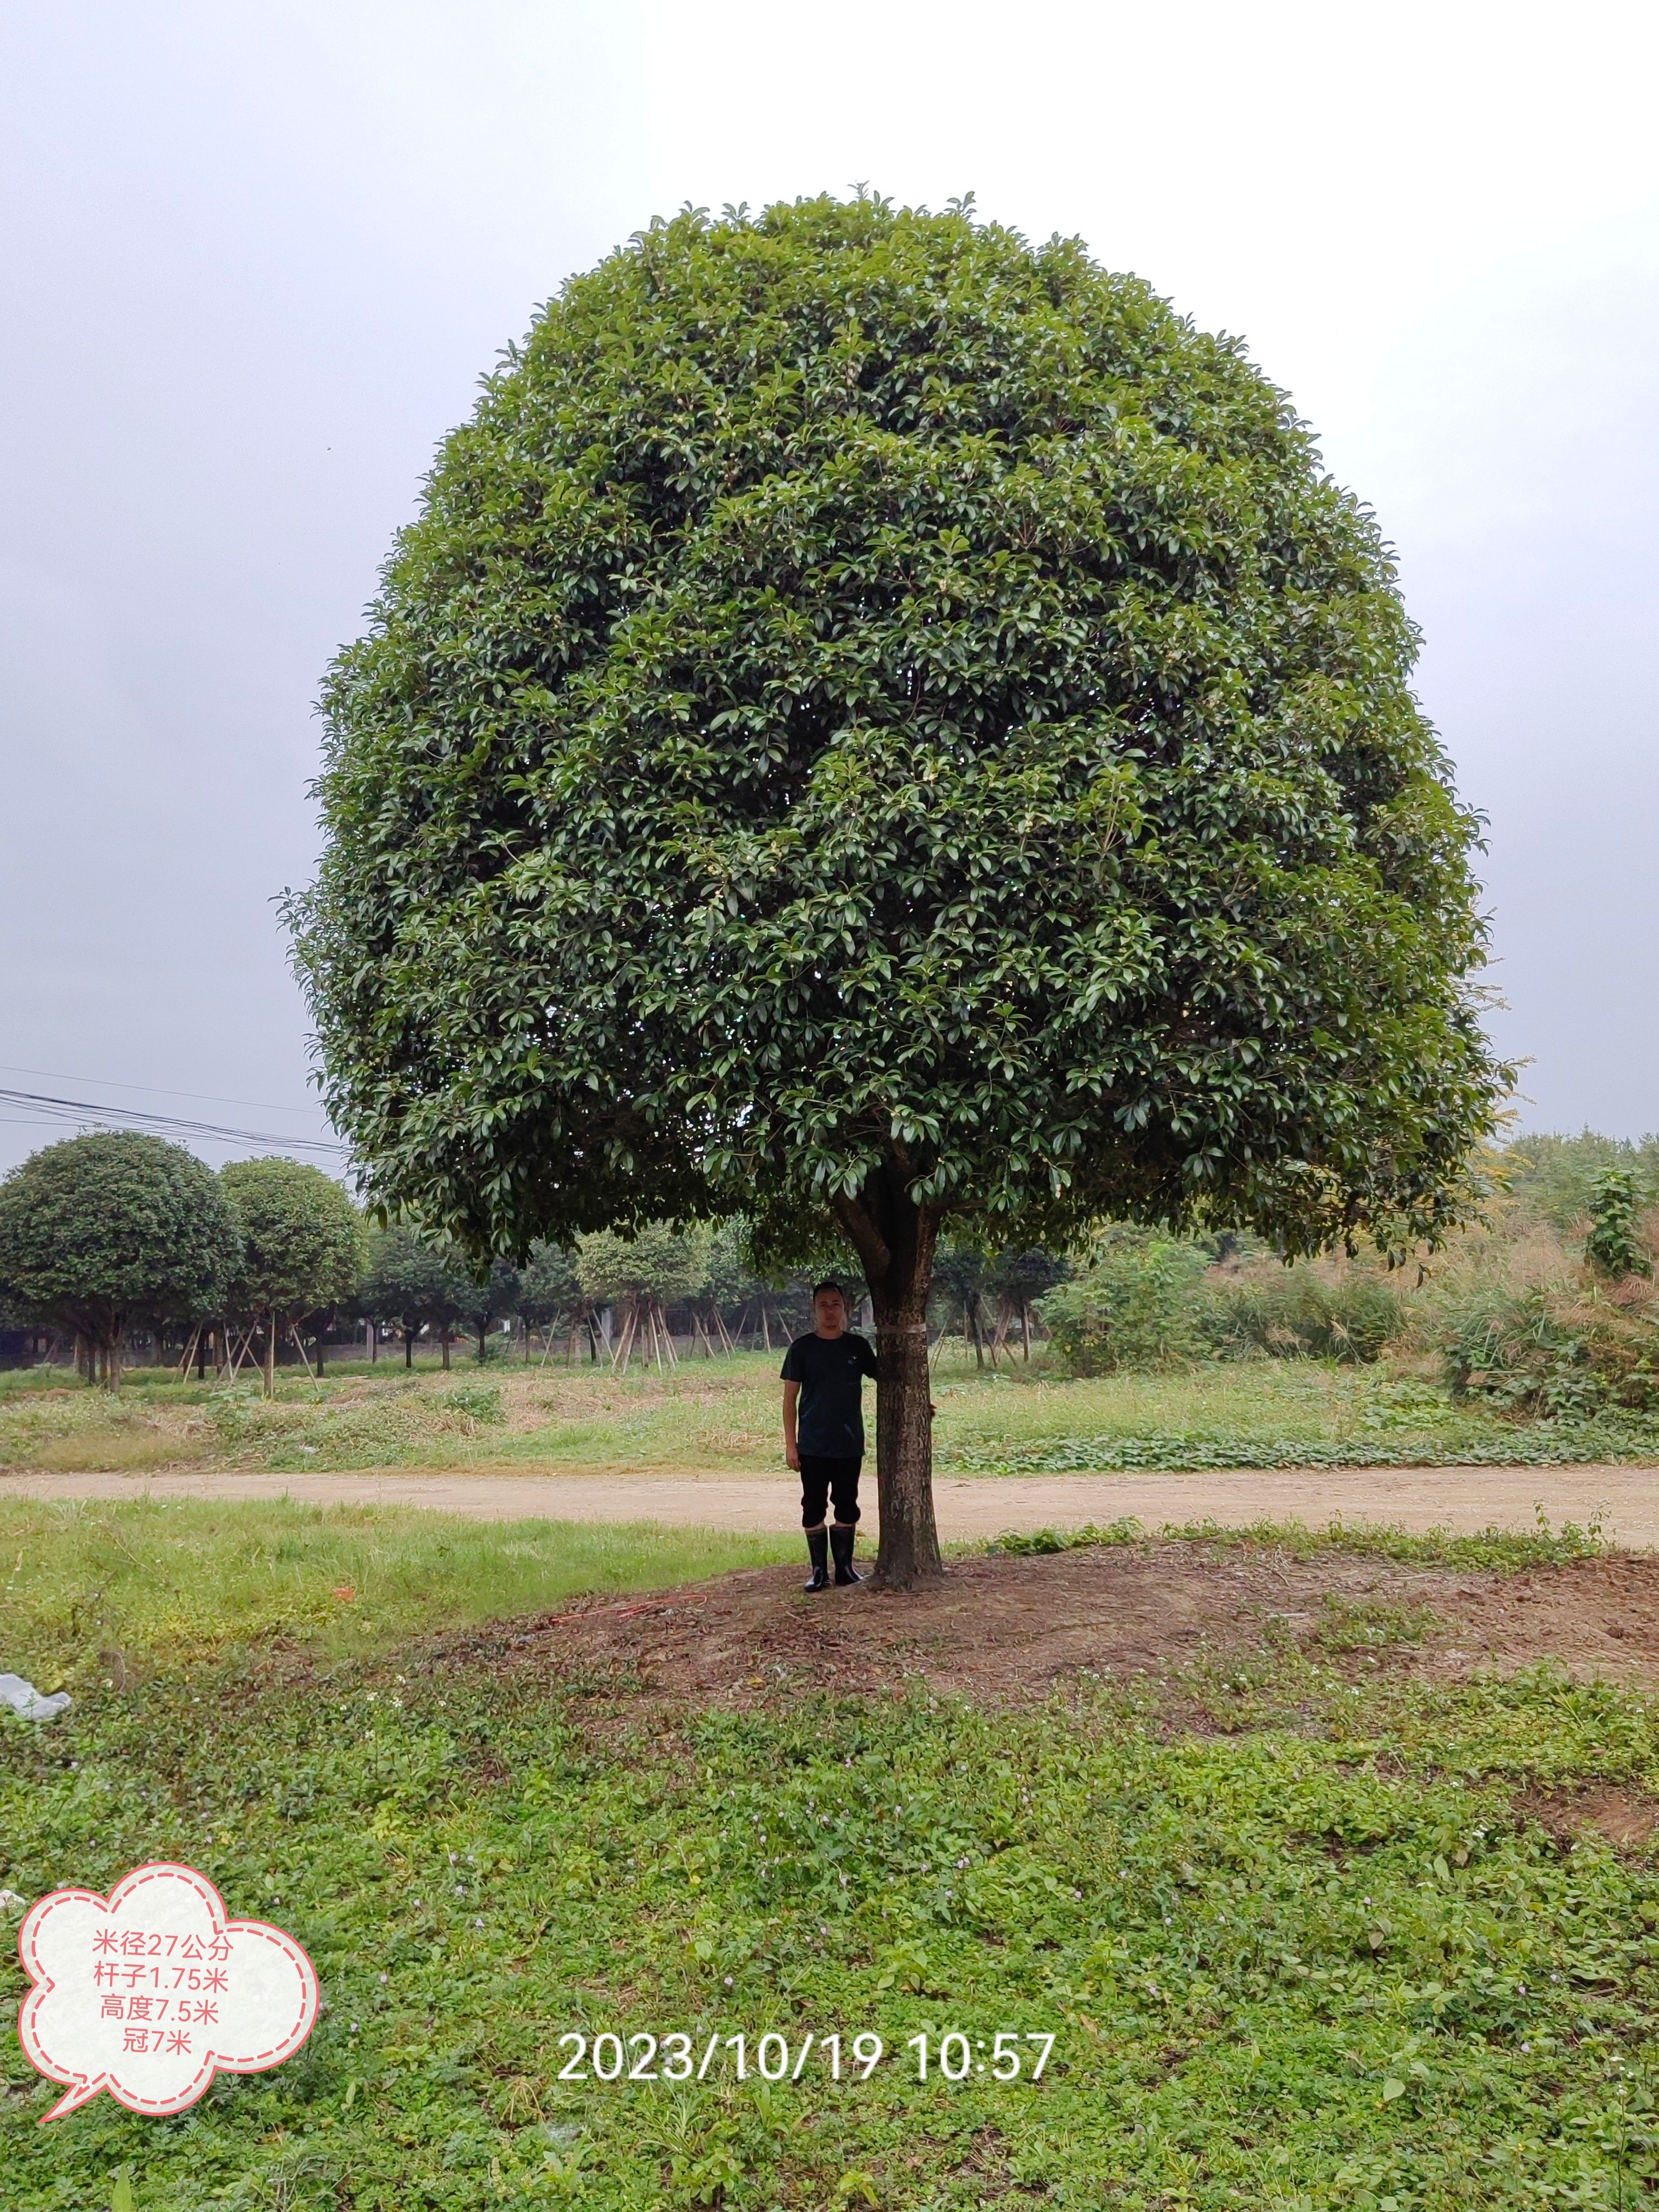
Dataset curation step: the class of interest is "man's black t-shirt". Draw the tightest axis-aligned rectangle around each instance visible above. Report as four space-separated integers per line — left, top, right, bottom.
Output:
781 1330 879 1456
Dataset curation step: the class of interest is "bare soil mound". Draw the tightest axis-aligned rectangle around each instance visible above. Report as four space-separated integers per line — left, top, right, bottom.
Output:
471 1540 1659 1708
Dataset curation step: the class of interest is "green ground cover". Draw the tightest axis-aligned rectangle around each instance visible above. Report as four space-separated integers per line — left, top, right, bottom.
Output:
1 1505 1656 2208
5 1351 1658 1480
0 1499 795 1688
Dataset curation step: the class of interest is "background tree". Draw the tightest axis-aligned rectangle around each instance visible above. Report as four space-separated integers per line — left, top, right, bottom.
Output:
219 1159 365 1396
1499 1132 1659 1235
453 1255 523 1364
692 1219 748 1354
575 1223 710 1371
291 195 1510 1585
516 1241 586 1359
357 1226 467 1368
0 1135 241 1390
700 1221 863 1352
984 1246 1072 1360
930 1239 992 1367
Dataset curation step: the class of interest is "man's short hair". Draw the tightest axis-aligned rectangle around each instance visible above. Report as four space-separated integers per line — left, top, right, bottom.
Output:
811 1279 845 1303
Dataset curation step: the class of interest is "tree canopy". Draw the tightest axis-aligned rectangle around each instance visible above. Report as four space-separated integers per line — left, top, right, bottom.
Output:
0 1135 242 1388
291 193 1510 1580
219 1158 365 1393
452 1255 523 1360
219 1158 363 1317
516 1242 583 1332
575 1223 711 1308
986 1246 1073 1312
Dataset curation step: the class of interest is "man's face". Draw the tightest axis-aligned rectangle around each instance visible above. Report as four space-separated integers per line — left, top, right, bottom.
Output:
813 1290 847 1336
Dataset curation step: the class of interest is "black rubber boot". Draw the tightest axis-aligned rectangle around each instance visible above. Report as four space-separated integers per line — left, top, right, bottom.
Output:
830 1525 862 1587
804 1530 830 1592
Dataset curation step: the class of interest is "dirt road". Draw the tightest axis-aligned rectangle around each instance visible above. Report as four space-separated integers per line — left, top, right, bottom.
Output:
2 1461 1650 1547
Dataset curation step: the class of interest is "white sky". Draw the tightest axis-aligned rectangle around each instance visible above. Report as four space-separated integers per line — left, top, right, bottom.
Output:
2 0 1655 1170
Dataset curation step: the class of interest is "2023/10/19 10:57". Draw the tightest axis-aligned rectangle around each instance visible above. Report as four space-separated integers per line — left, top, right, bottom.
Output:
556 2030 1056 2083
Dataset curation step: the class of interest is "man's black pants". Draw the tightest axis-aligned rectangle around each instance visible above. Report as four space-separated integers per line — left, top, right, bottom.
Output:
799 1454 862 1529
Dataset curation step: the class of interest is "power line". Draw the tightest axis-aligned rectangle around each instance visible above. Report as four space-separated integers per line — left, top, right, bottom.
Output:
0 1062 323 1117
0 1089 350 1158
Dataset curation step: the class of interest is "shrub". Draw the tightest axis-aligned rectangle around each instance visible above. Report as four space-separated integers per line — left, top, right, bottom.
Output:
1584 1167 1652 1279
1040 1235 1210 1374
1204 1267 1402 1363
1443 1277 1659 1415
441 1381 504 1424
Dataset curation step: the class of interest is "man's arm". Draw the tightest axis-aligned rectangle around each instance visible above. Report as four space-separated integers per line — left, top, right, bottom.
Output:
783 1378 801 1471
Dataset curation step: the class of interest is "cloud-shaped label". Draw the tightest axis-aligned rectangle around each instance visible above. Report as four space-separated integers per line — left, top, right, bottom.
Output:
17 1863 319 2121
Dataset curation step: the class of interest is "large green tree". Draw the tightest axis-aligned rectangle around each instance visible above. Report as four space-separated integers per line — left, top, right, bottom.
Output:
219 1158 365 1395
0 1135 241 1389
291 195 1509 1584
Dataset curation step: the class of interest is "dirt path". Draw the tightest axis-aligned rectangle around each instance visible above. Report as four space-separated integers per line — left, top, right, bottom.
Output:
2 1460 1650 1545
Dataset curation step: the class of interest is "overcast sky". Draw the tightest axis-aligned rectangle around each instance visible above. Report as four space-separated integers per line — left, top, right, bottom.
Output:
2 0 1655 1173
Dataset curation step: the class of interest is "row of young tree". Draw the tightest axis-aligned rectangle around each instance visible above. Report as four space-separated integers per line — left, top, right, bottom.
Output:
0 1134 361 1393
0 1132 1070 1392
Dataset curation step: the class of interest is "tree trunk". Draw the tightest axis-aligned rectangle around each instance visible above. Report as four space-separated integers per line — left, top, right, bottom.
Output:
404 1326 414 1369
477 1325 488 1365
835 1171 942 1589
1021 1301 1032 1360
441 1329 451 1372
263 1310 277 1400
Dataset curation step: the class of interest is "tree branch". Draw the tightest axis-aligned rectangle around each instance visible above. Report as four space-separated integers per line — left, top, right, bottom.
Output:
832 1191 892 1284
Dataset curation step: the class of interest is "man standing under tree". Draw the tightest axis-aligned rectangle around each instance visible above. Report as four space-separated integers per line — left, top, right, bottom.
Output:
782 1282 879 1591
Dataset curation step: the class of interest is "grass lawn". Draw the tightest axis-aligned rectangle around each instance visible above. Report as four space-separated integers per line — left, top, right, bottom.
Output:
4 1350 1657 1481
2 1501 1658 2207
0 1499 797 1688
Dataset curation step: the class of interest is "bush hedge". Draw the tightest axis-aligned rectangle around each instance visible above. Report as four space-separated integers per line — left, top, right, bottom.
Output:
1040 1235 1212 1374
1041 1238 1405 1375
